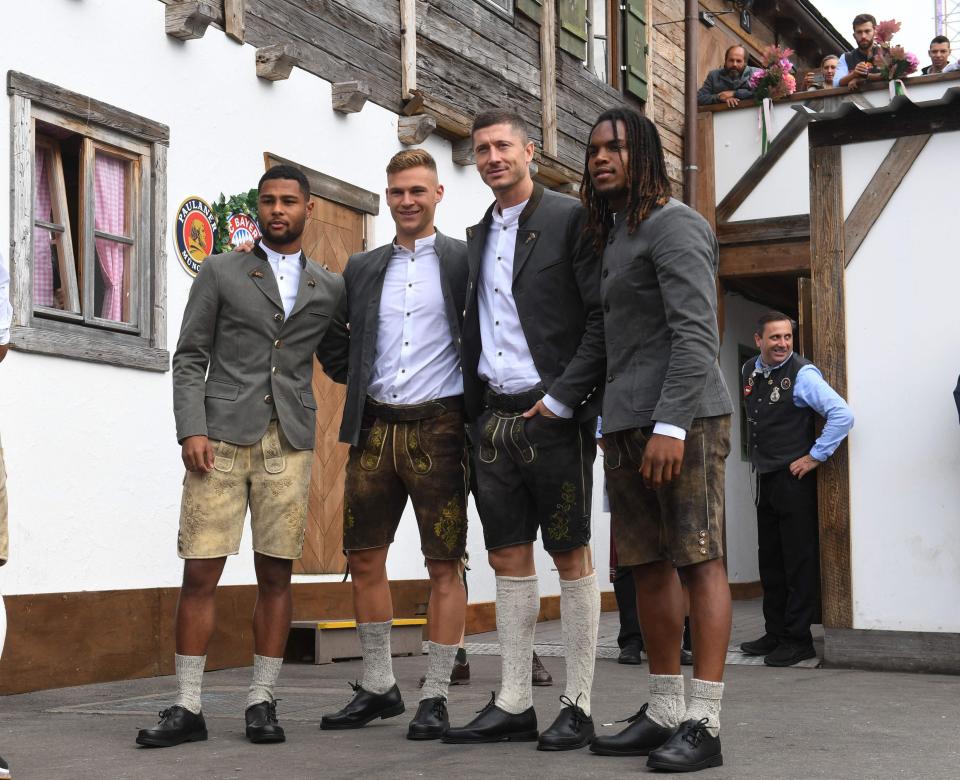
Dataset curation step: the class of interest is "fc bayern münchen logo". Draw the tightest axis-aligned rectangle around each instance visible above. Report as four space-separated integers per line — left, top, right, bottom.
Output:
227 212 261 247
174 197 216 277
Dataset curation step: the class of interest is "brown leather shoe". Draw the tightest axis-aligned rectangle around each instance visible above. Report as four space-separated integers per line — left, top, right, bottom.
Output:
532 652 553 687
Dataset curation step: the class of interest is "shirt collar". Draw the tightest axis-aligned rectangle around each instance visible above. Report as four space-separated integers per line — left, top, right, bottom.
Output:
392 232 437 254
259 241 302 266
492 199 528 227
754 351 795 376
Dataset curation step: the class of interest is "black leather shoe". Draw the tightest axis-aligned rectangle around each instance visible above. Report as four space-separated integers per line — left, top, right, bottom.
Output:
740 633 779 656
589 703 673 757
136 705 208 747
407 696 449 740
320 681 405 730
647 718 722 772
764 641 817 667
441 692 538 743
617 642 644 665
245 699 285 743
532 652 553 686
537 695 594 751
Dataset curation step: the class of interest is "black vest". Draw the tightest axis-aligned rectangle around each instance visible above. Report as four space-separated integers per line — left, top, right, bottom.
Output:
742 354 816 473
843 48 879 73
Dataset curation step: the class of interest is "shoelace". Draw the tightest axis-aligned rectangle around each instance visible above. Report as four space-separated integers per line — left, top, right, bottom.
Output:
264 699 280 724
681 718 711 748
617 702 650 724
156 707 173 724
477 691 497 714
558 694 588 731
430 698 447 717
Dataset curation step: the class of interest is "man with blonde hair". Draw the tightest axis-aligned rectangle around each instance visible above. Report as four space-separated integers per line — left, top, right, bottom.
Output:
320 149 470 740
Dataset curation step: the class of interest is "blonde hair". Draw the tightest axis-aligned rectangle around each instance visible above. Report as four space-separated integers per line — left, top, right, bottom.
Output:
386 148 437 175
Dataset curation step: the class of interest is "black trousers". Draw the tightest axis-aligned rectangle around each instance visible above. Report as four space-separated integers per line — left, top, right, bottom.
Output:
756 468 820 645
612 566 643 649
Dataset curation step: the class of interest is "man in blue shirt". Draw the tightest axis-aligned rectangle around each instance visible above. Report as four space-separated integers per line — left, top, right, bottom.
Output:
739 311 853 667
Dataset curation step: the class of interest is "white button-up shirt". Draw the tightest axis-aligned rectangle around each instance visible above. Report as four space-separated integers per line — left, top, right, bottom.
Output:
477 201 571 417
368 233 462 405
260 242 302 318
0 251 12 345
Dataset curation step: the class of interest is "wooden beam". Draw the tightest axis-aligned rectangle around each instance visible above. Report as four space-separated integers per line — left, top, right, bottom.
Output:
808 143 852 630
9 94 32 330
224 0 245 43
398 114 436 145
331 81 371 114
400 0 417 99
164 0 219 41
719 240 810 278
152 143 169 352
717 214 810 245
452 137 475 166
255 43 298 81
809 94 960 147
539 0 558 157
843 134 931 266
715 112 811 224
403 89 472 139
696 112 716 229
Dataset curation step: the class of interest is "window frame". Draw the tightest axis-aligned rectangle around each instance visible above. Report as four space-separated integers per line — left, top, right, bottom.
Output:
7 71 170 372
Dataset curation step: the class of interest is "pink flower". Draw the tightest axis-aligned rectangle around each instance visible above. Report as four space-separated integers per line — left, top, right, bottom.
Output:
905 52 919 74
749 69 765 88
874 19 901 45
782 73 797 94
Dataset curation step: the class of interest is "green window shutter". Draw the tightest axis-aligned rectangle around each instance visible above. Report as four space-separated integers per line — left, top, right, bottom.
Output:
624 0 649 101
517 0 543 22
559 0 587 60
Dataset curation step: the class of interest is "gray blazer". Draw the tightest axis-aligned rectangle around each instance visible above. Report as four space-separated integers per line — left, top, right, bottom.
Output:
173 243 349 450
334 232 468 446
461 184 605 422
600 198 733 434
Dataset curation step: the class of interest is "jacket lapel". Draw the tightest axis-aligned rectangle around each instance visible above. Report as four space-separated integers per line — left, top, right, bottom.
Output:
246 244 283 311
512 183 545 281
465 203 494 314
361 244 395 360
435 231 460 339
287 253 316 319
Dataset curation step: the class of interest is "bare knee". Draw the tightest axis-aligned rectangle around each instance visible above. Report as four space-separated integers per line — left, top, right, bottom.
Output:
181 559 225 597
255 554 293 596
551 546 593 580
487 544 535 577
426 559 464 596
677 558 724 589
348 548 389 583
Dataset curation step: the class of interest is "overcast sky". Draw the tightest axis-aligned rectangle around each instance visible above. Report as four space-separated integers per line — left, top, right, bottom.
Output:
817 1 941 63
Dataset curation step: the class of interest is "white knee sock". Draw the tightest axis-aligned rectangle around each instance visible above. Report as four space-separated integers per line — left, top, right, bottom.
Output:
494 574 539 714
173 653 206 714
420 641 459 701
357 620 395 694
559 572 600 715
647 673 685 728
247 654 283 708
685 678 724 736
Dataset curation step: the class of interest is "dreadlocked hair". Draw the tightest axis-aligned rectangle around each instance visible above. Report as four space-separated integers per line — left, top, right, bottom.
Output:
581 107 672 255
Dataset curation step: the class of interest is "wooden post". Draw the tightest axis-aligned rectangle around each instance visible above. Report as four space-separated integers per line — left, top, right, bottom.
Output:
9 94 33 330
539 0 558 157
256 44 298 81
398 114 436 145
400 0 417 100
452 137 476 167
224 0 245 43
808 143 853 630
164 0 219 41
331 81 371 114
152 143 168 351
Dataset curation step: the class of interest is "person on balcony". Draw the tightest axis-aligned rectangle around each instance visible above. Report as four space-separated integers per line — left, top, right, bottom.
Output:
922 36 952 75
803 54 839 89
696 45 760 108
835 14 883 88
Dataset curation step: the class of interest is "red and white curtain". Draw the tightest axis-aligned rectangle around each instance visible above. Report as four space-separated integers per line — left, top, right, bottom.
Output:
33 147 54 307
94 154 127 322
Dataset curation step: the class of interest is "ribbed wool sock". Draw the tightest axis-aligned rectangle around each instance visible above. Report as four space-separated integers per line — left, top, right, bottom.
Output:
357 620 396 695
559 573 600 715
685 678 724 736
647 673 685 729
420 641 459 701
494 574 539 714
173 653 206 715
247 654 283 708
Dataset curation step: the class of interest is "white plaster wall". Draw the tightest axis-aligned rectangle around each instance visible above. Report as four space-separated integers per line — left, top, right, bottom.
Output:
0 0 612 601
719 294 766 584
844 130 960 632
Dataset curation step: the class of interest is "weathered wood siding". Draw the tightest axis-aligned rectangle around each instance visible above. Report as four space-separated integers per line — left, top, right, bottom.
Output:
651 0 686 191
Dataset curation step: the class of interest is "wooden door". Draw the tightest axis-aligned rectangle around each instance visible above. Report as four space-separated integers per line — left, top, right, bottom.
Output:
295 196 365 574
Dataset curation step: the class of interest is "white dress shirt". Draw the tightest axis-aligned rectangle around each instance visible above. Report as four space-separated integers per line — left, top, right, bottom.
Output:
368 233 463 405
0 251 12 345
260 242 302 318
477 201 571 417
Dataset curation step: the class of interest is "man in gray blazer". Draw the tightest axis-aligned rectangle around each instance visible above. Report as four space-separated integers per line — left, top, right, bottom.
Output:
137 165 348 749
443 110 605 751
584 108 734 773
319 149 470 741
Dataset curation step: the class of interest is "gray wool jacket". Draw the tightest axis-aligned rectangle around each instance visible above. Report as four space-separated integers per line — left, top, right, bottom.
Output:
599 198 733 434
173 243 349 450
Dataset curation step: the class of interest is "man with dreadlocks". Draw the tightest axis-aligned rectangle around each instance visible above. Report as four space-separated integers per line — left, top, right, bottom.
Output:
583 107 734 772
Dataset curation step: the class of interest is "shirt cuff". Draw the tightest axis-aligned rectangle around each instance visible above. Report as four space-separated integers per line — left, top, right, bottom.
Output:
809 446 828 462
653 422 687 440
542 394 574 419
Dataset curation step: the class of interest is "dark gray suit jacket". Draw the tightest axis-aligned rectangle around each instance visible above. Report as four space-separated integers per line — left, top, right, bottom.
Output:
173 243 349 450
334 232 468 446
600 198 733 434
461 184 605 422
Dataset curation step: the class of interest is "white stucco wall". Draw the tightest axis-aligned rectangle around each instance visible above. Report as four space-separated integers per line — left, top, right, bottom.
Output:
843 130 960 632
0 0 612 602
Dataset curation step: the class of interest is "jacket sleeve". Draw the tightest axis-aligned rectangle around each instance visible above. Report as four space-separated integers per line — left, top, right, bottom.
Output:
172 260 220 443
316 275 350 385
544 206 605 411
650 209 722 431
697 72 719 105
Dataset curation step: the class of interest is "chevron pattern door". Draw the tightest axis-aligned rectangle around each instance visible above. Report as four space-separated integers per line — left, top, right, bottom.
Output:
295 196 364 574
